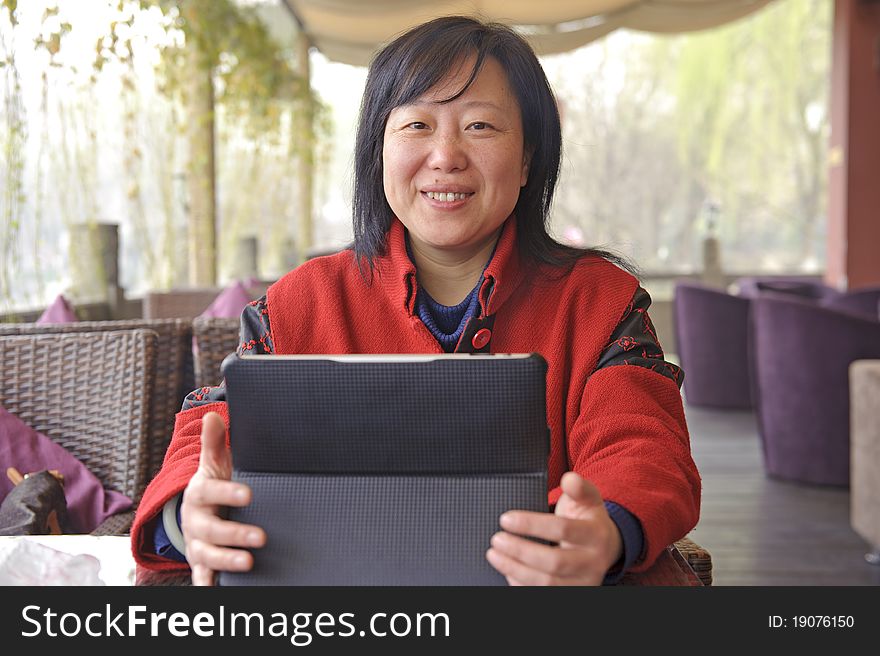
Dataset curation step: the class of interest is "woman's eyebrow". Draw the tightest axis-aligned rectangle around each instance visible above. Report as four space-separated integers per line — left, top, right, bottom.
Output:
457 100 505 112
401 99 505 112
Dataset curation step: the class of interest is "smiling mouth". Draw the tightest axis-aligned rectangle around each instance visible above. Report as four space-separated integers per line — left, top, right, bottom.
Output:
423 191 473 202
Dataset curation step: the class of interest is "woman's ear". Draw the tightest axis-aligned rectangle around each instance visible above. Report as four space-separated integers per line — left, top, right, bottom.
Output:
520 150 532 187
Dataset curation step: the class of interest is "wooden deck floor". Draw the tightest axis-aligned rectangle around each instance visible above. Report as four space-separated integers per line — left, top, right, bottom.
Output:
683 404 880 586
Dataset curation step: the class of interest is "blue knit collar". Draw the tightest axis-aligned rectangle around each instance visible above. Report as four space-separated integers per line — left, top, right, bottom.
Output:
405 236 496 352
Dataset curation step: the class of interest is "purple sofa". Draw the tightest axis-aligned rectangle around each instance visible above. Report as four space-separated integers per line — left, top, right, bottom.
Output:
673 281 752 409
820 287 880 320
750 295 880 486
734 275 839 303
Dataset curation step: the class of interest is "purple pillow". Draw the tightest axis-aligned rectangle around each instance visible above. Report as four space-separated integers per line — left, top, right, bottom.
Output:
199 280 252 319
193 281 253 357
36 294 78 324
0 405 132 533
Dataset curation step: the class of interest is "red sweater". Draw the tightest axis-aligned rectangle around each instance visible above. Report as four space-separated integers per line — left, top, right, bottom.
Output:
132 217 701 572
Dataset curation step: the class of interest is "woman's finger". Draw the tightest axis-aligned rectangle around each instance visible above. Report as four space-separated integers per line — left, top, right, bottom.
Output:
559 472 604 509
190 563 215 587
198 412 231 478
485 547 562 586
499 510 596 545
184 512 266 549
184 476 252 508
187 538 255 573
490 531 593 578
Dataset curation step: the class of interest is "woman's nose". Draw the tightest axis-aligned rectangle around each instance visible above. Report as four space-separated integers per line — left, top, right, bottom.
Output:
426 134 467 172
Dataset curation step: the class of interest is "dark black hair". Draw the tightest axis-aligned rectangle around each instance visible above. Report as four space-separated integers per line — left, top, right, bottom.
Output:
352 15 635 276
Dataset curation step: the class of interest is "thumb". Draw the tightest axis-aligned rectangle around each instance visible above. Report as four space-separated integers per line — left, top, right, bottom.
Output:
198 411 231 480
559 471 604 509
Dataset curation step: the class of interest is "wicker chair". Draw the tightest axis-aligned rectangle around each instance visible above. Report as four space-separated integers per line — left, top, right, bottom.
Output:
673 536 713 586
144 282 274 321
143 288 221 320
0 330 157 535
0 319 192 482
192 316 241 388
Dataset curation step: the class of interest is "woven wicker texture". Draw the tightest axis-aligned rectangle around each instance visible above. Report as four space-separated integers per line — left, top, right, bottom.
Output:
0 319 192 481
92 511 136 537
192 316 240 389
673 535 713 586
143 288 221 320
0 331 157 532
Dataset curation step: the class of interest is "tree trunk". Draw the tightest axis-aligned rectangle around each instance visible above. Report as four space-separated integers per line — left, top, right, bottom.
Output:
69 222 121 314
184 28 217 286
294 33 314 261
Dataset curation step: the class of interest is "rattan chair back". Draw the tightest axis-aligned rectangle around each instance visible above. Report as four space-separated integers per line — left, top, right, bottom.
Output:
0 319 192 481
143 288 220 320
0 330 156 505
192 316 240 388
673 536 713 586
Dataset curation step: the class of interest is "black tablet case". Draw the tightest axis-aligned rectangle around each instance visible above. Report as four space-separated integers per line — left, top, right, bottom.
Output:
218 354 549 586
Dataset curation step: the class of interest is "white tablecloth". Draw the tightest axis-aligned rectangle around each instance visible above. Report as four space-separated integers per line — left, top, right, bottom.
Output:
0 535 135 585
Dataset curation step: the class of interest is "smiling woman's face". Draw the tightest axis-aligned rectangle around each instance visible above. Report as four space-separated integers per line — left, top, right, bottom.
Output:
382 56 529 259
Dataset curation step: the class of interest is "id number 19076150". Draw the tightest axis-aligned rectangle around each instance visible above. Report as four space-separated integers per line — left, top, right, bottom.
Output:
768 615 854 629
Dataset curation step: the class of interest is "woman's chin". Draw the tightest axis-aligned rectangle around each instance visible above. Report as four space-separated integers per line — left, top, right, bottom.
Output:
408 225 502 259
416 234 478 253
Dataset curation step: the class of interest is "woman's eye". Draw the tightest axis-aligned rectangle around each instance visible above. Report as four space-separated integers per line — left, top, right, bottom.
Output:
468 122 490 131
407 122 428 130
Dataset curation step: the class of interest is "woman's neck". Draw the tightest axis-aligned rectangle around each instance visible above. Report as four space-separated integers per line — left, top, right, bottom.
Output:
408 232 499 306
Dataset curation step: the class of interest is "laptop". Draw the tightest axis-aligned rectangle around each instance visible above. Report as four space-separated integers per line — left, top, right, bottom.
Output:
218 353 549 586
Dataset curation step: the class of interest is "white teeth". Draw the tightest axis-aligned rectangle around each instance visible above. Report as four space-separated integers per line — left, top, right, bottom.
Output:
426 192 470 202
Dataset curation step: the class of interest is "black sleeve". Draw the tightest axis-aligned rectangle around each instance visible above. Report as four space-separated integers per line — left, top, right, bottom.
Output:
594 287 684 389
181 296 274 410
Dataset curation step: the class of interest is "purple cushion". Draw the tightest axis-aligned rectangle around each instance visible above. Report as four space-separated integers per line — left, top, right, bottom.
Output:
199 281 252 319
36 295 77 324
0 405 132 533
192 281 253 357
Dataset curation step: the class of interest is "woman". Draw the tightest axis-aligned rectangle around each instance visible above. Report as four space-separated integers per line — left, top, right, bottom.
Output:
132 16 700 586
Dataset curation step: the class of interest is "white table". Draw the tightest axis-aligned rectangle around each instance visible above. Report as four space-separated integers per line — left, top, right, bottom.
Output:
0 535 135 586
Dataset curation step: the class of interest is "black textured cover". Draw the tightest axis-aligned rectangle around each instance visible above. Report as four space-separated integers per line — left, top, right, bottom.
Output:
219 354 550 586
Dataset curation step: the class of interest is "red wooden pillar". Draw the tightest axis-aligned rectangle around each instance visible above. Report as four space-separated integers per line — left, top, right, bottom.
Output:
827 0 880 289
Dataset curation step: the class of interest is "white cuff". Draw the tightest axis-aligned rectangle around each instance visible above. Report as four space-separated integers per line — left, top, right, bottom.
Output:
161 493 187 558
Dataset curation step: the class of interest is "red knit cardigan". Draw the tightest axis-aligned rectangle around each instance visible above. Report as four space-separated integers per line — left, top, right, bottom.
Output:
131 217 701 572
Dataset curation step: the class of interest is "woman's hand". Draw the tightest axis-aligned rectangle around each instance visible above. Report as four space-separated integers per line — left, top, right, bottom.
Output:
180 411 266 586
485 471 623 586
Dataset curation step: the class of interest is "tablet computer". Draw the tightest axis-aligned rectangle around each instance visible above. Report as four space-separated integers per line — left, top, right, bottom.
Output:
218 353 549 586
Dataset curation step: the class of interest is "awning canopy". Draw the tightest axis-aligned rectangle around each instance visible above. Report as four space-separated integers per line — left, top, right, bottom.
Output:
281 0 775 66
